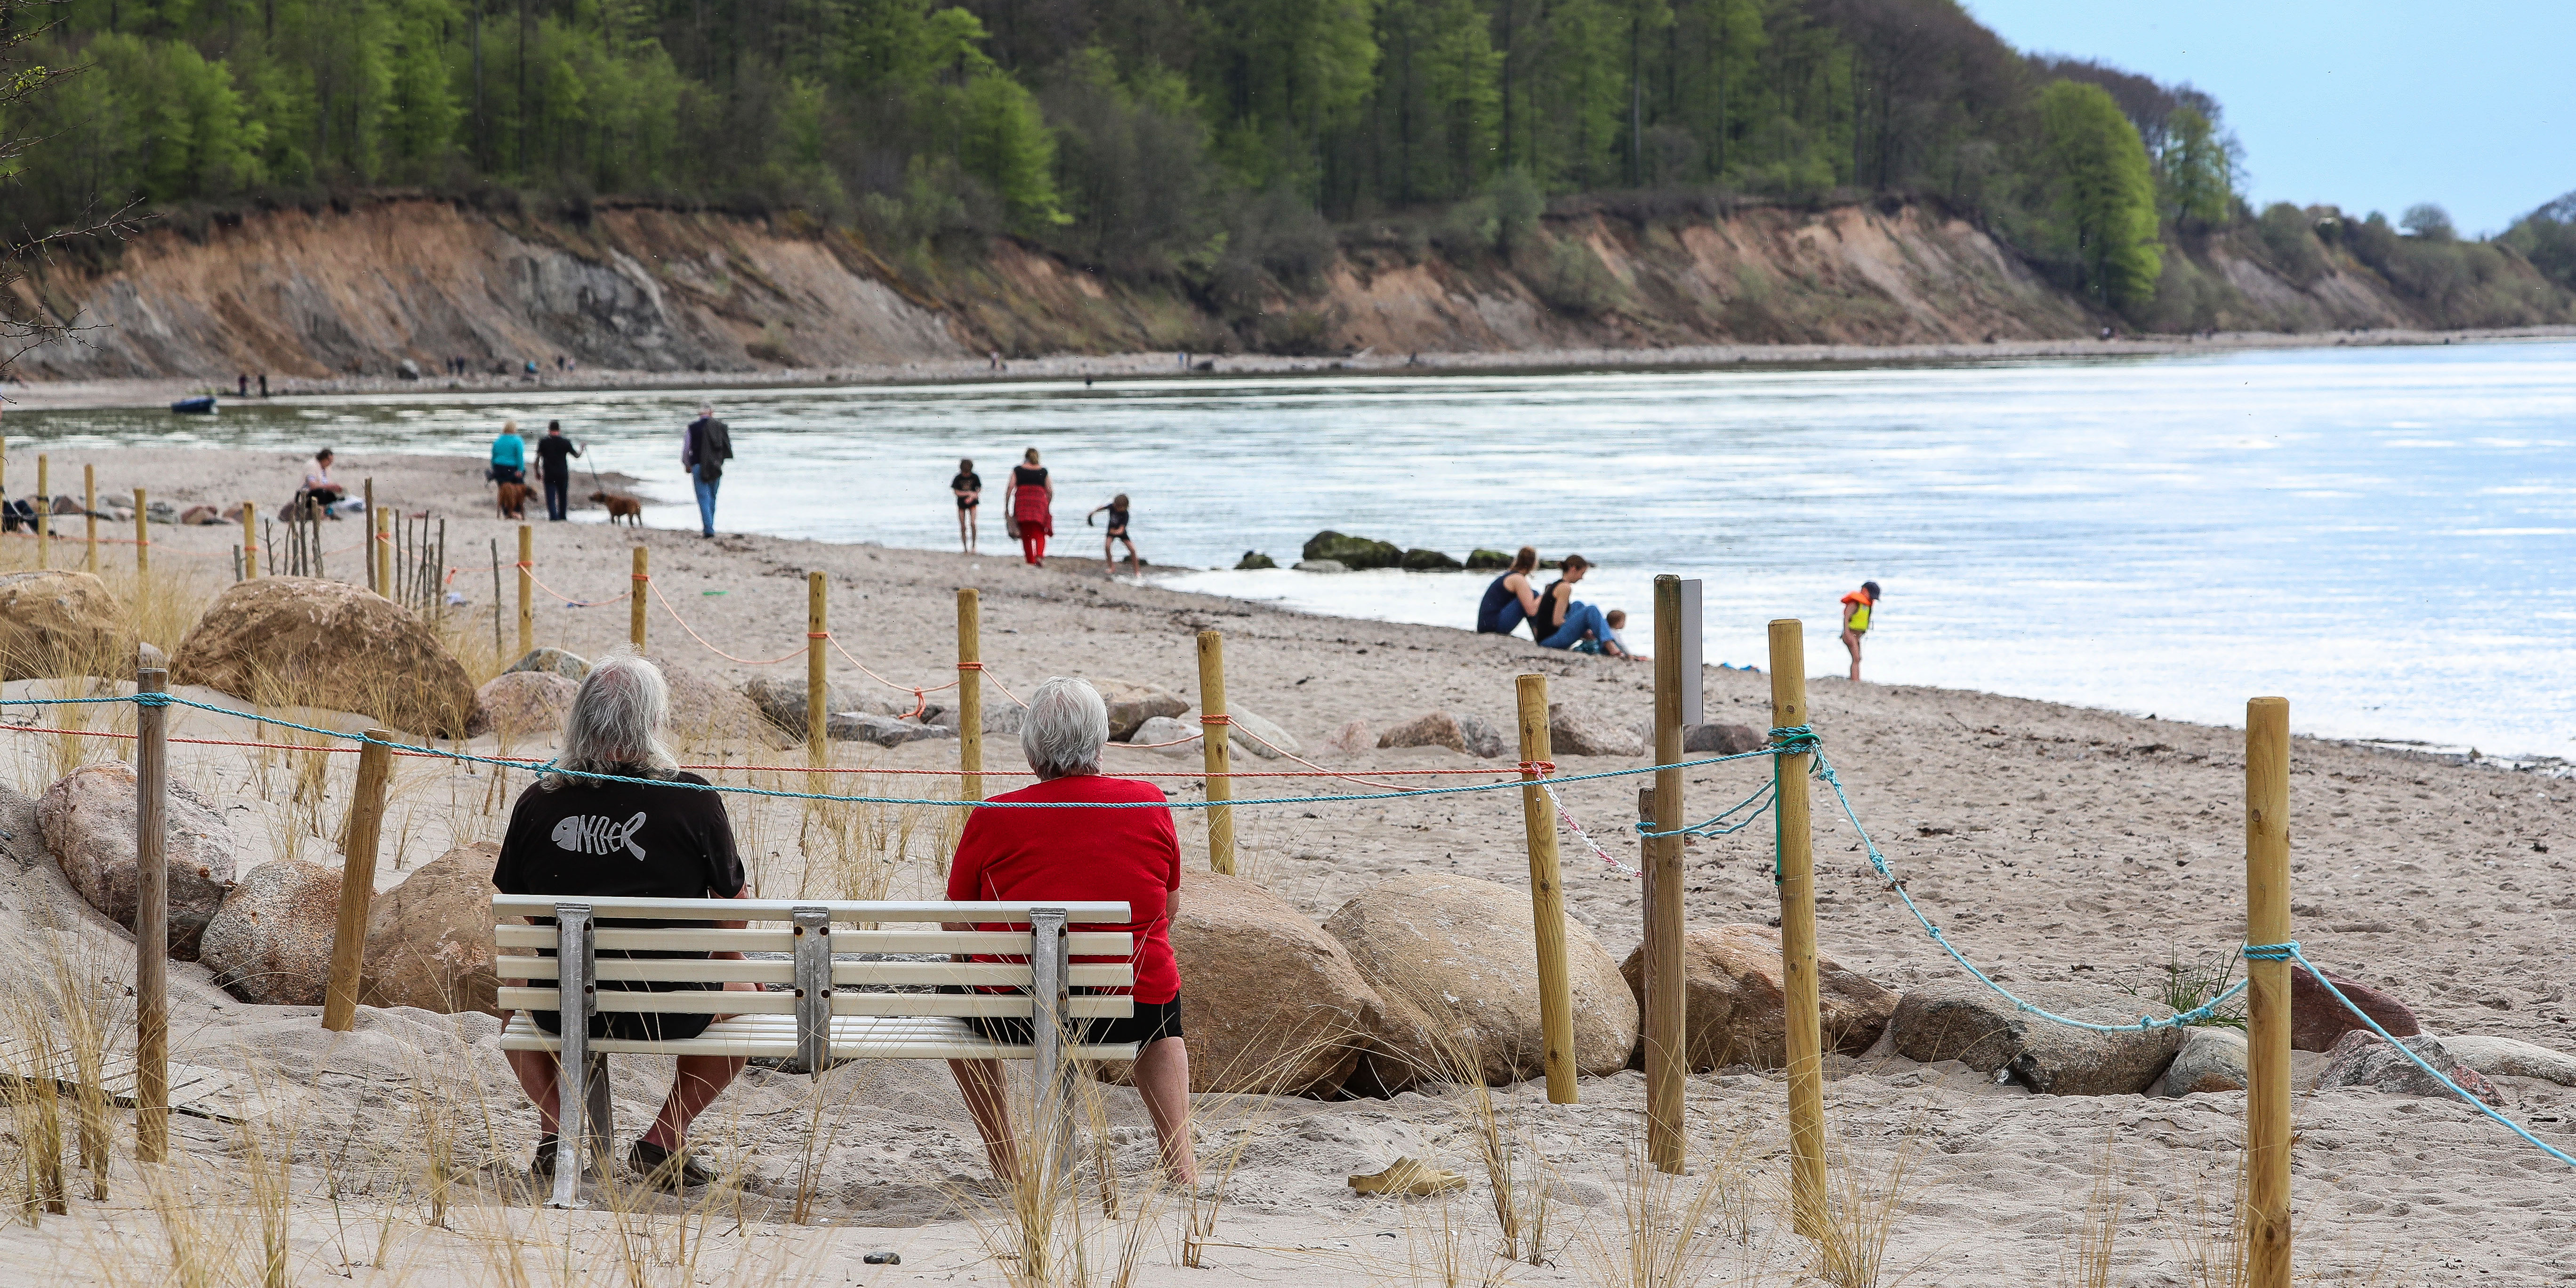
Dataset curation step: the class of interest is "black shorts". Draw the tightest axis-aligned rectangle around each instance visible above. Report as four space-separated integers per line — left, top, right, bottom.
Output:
531 984 719 1043
965 995 1183 1048
958 497 979 511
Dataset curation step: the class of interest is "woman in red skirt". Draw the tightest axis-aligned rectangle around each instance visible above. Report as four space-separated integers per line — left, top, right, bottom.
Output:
1006 448 1054 565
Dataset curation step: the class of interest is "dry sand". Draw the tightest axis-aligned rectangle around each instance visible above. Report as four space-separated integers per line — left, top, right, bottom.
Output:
0 446 2569 1285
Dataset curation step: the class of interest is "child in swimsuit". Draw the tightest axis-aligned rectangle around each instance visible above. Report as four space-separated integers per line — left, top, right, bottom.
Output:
950 457 982 553
1088 493 1139 577
1840 580 1881 681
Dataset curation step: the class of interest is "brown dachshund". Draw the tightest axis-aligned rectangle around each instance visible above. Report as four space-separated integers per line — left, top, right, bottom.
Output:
591 490 644 527
495 481 528 519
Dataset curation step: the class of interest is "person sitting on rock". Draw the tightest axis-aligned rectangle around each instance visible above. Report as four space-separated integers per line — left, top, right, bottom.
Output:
945 676 1196 1184
493 653 754 1192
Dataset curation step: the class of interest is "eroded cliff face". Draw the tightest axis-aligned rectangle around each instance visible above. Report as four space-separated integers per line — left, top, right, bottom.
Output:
0 195 2466 381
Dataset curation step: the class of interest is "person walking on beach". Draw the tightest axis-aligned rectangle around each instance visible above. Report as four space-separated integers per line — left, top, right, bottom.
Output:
1088 493 1140 577
1475 546 1543 637
537 420 584 522
1840 581 1881 681
681 404 732 538
1005 448 1052 566
951 458 982 553
1531 556 1635 658
490 421 528 487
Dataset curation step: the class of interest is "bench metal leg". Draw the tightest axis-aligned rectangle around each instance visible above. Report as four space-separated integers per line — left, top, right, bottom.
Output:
1030 908 1073 1185
793 905 831 1077
550 903 595 1210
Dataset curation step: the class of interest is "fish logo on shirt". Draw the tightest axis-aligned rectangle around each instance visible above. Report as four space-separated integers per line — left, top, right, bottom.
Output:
552 812 649 861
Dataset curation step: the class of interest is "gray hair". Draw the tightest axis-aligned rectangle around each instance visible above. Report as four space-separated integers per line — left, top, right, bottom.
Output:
1020 677 1109 780
545 652 678 789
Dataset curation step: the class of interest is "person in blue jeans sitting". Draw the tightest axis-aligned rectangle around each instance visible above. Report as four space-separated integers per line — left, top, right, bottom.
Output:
681 404 732 537
1531 555 1638 659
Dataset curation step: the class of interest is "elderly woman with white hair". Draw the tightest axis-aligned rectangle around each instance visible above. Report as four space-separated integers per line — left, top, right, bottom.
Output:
493 653 754 1192
946 676 1196 1184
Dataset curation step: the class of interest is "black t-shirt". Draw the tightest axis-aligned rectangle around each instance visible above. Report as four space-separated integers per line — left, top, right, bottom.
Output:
494 769 747 1039
951 471 982 494
1012 464 1047 488
536 434 581 474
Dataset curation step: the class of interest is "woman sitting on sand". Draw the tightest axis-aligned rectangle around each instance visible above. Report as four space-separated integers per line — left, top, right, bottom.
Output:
493 655 755 1192
945 677 1196 1185
301 449 346 516
1475 546 1542 637
1531 555 1635 658
1005 448 1053 566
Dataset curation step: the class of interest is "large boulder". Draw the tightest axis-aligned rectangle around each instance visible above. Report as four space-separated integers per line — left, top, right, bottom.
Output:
475 671 579 740
1684 723 1765 755
1106 869 1384 1097
643 654 793 749
2291 965 2421 1052
1301 531 1401 570
2441 1034 2576 1087
172 576 476 737
1223 707 1300 760
1617 924 1896 1071
2160 1027 2250 1095
504 647 590 680
1325 873 1637 1087
363 842 502 1016
1400 548 1462 572
1549 703 1644 757
36 762 235 959
1379 712 1468 754
1093 679 1190 742
1889 980 2184 1096
743 676 864 740
0 570 132 680
2317 1030 2503 1105
198 859 342 1006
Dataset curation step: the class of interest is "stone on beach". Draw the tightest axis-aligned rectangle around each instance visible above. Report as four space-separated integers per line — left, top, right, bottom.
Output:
1325 872 1637 1087
198 858 341 1006
1222 707 1300 759
1292 559 1346 573
742 676 860 740
172 576 477 737
644 653 794 749
2158 1027 2250 1094
1378 712 1468 754
1618 923 1896 1071
1301 531 1402 570
1092 678 1190 741
1125 716 1201 757
0 570 133 680
2317 1030 2504 1105
2291 963 2422 1051
1888 979 2183 1095
2438 1034 2576 1087
503 647 590 680
362 842 502 1016
1549 703 1645 757
1323 719 1373 754
36 761 236 960
1684 722 1766 755
1400 548 1462 571
1455 713 1507 759
828 712 954 747
474 671 579 739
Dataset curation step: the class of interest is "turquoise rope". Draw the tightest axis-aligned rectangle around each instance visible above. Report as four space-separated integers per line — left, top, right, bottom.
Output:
1636 779 1777 839
2245 941 2576 1168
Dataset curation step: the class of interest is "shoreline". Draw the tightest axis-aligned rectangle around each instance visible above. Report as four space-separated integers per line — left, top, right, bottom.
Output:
6 323 2572 411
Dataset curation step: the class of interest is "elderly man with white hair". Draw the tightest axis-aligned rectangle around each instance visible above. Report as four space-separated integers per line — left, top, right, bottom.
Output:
681 403 731 537
493 653 755 1191
946 676 1197 1184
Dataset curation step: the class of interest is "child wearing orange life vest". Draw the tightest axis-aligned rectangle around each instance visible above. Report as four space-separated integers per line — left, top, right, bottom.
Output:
1839 581 1882 682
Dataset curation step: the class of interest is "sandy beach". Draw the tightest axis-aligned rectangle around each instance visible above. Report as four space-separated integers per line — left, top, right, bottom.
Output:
8 324 2575 411
0 444 2569 1284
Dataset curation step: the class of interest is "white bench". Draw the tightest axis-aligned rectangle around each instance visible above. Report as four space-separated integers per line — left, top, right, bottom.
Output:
493 895 1136 1208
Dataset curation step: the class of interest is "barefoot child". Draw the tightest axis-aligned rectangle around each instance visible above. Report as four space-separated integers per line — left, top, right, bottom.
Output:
1088 493 1139 577
1840 581 1881 681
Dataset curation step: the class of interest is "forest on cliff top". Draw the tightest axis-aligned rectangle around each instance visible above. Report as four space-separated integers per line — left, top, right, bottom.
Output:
3 0 2574 336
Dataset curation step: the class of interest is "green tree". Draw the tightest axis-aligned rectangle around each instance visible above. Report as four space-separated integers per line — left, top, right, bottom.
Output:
2157 104 2231 228
2038 78 2160 310
957 70 1065 229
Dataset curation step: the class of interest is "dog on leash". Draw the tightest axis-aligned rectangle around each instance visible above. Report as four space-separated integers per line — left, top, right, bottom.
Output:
496 481 528 519
591 490 644 527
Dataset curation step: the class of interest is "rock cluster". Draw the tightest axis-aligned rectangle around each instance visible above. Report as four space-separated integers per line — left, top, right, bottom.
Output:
1888 980 2183 1095
1302 531 1402 570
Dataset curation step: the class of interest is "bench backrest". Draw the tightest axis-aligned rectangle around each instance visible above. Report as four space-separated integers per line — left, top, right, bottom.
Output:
491 895 1135 1075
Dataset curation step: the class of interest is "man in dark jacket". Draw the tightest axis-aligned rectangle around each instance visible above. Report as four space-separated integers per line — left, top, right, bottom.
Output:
681 404 732 538
536 420 584 521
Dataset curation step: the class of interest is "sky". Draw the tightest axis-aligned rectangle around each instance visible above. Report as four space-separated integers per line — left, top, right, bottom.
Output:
1964 0 2575 236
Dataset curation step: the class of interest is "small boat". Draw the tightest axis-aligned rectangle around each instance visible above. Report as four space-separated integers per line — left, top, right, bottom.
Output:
169 395 217 414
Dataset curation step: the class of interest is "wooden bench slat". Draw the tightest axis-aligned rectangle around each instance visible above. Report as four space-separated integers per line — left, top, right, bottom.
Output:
493 927 1135 955
496 988 1134 1019
496 1014 1142 1062
497 958 1133 989
492 895 1132 923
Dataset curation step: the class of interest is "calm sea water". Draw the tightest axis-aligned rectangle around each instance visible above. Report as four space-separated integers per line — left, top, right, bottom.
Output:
11 341 2572 756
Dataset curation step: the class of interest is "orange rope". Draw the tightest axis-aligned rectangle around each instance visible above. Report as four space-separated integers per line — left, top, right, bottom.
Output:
645 577 806 665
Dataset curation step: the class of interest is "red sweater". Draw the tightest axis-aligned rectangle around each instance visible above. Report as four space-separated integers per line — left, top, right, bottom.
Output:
946 774 1182 1003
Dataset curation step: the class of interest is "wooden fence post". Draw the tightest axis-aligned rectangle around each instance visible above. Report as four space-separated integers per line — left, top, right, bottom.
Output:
806 571 828 777
133 488 149 586
133 668 169 1162
1768 619 1826 1234
630 546 649 652
35 454 48 568
322 731 396 1032
239 501 258 578
1646 575 1687 1171
1195 631 1235 875
515 525 533 659
364 479 378 592
1514 673 1578 1104
2246 696 2293 1288
82 464 97 574
958 588 984 802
